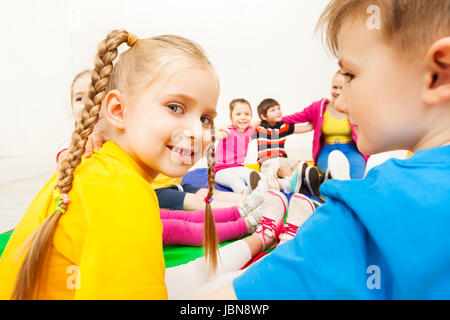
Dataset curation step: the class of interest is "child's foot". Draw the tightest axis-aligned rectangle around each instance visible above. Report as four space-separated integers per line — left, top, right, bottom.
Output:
239 177 268 213
249 171 262 192
278 177 292 194
278 194 316 246
304 166 321 197
290 161 308 194
262 168 280 192
244 206 263 232
255 190 288 250
327 150 351 180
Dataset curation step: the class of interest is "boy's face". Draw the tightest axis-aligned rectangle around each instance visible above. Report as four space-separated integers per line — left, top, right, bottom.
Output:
262 105 283 124
335 17 427 155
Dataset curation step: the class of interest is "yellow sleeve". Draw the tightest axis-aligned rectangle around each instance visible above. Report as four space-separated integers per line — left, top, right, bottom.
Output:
151 174 182 190
74 173 167 300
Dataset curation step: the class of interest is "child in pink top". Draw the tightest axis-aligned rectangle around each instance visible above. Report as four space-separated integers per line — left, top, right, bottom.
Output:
282 72 369 179
215 99 258 195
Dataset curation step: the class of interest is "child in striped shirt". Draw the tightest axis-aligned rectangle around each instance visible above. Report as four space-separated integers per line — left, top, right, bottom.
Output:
255 98 315 194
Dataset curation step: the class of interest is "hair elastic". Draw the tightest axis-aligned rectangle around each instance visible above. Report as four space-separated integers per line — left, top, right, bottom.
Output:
204 196 213 204
53 189 71 214
127 33 138 47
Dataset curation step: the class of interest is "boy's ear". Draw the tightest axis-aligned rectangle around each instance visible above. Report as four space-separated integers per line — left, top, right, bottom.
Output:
103 89 127 131
259 113 267 121
422 37 450 105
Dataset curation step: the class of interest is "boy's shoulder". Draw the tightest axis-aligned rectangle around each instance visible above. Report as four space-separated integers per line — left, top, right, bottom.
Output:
322 146 450 211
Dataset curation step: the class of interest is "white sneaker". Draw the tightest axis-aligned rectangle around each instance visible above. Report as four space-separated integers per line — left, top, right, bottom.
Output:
278 193 316 246
244 206 264 232
327 150 351 180
255 190 288 250
240 185 265 212
279 177 292 194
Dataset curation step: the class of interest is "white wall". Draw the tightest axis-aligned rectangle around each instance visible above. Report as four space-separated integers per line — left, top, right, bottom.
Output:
0 0 341 184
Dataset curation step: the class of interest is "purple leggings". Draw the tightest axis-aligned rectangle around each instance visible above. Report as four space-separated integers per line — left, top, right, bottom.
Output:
161 206 248 246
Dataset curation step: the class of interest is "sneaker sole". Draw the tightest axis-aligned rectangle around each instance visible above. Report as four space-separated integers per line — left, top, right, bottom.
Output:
327 150 351 180
249 171 262 191
294 162 308 194
305 166 321 197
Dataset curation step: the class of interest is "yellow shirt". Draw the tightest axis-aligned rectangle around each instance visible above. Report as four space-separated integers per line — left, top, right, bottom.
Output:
151 174 182 190
321 109 353 144
0 142 167 300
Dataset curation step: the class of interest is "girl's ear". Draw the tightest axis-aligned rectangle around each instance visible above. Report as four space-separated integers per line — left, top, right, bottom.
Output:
422 37 450 105
103 89 127 130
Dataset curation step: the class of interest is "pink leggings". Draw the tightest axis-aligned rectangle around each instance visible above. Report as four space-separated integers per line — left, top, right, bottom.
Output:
161 206 248 246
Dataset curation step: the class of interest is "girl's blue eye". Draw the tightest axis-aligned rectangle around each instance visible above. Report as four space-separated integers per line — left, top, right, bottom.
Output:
168 104 182 113
201 116 212 127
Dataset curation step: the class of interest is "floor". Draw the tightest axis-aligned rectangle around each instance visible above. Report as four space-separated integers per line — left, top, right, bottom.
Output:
0 173 53 233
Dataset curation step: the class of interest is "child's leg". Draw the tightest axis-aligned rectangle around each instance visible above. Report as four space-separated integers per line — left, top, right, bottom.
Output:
155 186 189 210
160 206 241 223
215 167 249 194
316 145 333 174
342 143 366 179
193 188 246 206
165 238 253 299
165 190 287 299
277 165 293 179
183 191 240 210
162 218 248 246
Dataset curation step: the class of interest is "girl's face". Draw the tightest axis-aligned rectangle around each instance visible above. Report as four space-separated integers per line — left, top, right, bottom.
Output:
118 67 219 179
330 73 345 101
71 73 91 122
231 103 252 131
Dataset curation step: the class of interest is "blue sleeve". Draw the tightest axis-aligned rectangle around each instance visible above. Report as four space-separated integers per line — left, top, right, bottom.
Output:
233 191 386 300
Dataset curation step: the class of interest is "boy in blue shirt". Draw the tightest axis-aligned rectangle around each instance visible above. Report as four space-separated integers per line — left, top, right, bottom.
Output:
200 0 450 299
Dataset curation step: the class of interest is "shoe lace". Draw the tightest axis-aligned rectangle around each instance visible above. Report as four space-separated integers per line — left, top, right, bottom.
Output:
282 222 299 237
256 216 278 245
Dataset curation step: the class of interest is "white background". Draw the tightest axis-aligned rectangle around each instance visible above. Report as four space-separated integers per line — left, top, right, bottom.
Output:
0 0 340 184
0 0 410 232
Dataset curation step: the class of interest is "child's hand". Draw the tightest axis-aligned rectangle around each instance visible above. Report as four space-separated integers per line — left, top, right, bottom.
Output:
251 121 261 129
85 130 106 158
204 125 230 141
215 127 230 140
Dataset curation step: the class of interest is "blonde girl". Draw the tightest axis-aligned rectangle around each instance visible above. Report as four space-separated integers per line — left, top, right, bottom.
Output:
0 30 222 299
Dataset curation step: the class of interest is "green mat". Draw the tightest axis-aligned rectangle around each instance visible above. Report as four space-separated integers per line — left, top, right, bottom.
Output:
0 230 13 258
0 229 244 268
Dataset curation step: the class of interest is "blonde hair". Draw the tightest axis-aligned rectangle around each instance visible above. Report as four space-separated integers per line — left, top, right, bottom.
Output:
316 0 450 58
12 30 220 299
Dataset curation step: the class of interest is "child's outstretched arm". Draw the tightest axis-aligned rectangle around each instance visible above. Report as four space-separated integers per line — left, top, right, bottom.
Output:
293 122 313 134
203 125 230 141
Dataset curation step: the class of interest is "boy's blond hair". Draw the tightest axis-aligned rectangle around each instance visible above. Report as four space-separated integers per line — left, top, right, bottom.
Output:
316 0 450 58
